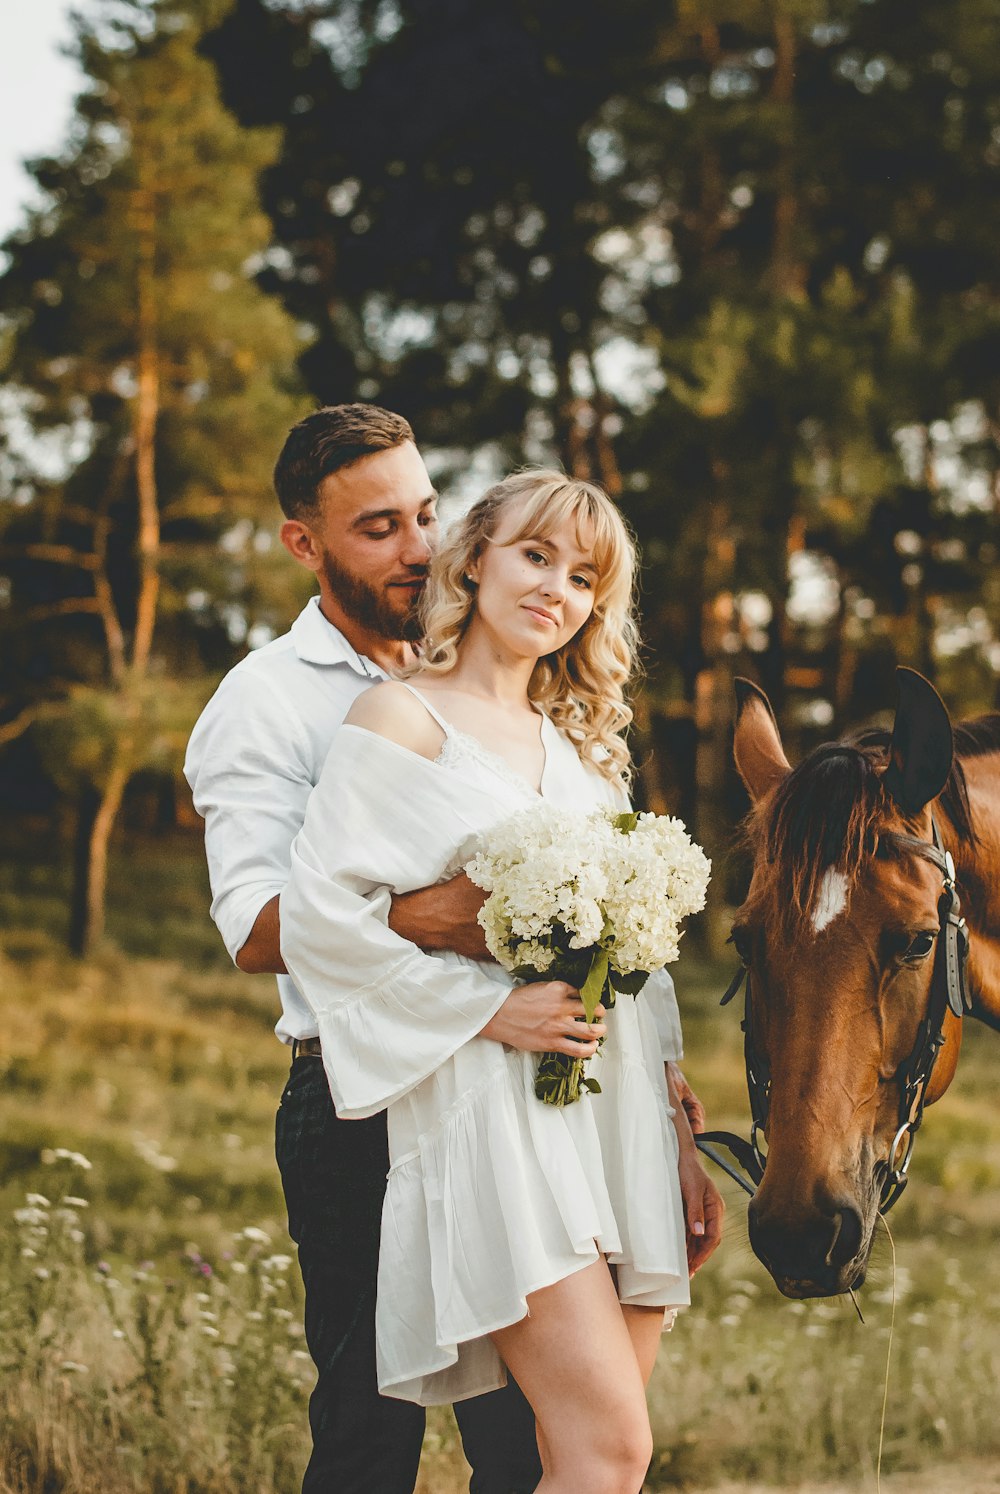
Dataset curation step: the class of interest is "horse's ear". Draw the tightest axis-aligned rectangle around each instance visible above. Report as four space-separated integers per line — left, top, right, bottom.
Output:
883 667 954 816
733 677 791 803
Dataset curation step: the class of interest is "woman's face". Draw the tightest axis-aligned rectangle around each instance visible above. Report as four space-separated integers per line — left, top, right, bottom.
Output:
467 501 598 660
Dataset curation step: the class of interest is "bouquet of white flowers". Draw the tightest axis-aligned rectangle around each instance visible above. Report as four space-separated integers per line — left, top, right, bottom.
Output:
466 804 711 1105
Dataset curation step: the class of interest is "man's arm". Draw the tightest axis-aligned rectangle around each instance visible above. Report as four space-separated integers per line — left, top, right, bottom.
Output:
236 895 285 974
245 877 606 1058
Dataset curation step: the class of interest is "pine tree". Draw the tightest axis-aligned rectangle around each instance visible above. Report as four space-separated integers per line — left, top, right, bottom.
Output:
0 0 306 953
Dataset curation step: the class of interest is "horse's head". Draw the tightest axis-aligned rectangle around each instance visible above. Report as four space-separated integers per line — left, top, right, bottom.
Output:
732 668 969 1298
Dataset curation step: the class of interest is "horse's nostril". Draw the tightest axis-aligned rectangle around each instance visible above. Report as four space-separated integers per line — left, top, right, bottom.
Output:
826 1205 863 1269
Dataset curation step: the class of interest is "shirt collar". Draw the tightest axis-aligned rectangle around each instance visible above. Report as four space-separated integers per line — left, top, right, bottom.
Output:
289 596 384 677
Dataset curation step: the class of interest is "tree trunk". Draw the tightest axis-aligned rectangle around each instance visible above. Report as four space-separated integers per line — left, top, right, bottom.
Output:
69 757 130 956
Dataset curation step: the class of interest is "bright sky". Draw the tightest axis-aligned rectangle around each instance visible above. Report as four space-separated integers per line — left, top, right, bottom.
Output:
0 0 82 240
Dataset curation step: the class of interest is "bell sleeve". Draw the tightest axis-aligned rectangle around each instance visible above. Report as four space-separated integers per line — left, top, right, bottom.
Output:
279 726 512 1119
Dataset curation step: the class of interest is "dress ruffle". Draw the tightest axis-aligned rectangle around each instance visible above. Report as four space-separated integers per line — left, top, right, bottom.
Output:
376 1004 690 1406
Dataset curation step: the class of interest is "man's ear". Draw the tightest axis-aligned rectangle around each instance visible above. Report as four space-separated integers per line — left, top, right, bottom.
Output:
280 519 322 573
732 677 792 803
883 667 954 815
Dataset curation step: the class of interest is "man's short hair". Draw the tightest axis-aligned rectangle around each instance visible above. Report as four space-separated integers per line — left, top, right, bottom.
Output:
273 404 415 518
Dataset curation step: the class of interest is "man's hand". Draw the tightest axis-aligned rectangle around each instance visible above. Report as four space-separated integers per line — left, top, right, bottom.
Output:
666 1061 706 1135
666 1063 724 1275
388 871 489 959
481 983 607 1056
677 1145 725 1276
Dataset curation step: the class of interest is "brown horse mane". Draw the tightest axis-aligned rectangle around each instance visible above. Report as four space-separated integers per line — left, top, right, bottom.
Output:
741 713 999 929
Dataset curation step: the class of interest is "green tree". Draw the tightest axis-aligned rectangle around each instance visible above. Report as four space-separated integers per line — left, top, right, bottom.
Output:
0 0 306 953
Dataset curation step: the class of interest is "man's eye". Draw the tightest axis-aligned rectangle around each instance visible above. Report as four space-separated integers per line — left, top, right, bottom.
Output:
364 527 394 540
419 512 437 527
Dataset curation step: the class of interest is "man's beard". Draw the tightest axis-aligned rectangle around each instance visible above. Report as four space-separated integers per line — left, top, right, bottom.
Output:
320 551 425 643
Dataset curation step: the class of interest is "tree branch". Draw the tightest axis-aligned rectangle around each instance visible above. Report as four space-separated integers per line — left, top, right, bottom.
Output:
0 704 37 746
0 544 101 570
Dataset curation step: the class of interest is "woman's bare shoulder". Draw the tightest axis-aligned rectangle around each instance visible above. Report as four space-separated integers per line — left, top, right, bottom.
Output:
343 681 445 760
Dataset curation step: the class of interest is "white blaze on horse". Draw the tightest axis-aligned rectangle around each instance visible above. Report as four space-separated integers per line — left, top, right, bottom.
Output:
725 668 1000 1299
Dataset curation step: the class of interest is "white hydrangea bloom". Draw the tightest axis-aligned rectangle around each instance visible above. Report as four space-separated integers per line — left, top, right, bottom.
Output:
602 812 711 973
468 803 710 978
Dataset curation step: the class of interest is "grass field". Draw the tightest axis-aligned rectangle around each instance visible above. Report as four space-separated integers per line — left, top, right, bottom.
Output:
2 830 1000 1492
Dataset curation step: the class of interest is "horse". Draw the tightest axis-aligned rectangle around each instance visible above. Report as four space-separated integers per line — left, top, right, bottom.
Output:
723 667 1000 1299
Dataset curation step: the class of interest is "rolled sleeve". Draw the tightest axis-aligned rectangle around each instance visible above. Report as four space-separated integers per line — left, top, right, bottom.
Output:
184 670 315 963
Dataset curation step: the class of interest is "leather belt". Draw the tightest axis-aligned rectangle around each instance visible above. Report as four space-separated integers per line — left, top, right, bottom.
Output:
291 1037 322 1060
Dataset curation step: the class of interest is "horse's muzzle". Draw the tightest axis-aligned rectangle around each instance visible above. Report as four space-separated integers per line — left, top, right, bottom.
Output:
748 1196 870 1297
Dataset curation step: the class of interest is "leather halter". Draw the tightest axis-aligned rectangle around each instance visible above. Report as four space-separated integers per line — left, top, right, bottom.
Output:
696 816 972 1214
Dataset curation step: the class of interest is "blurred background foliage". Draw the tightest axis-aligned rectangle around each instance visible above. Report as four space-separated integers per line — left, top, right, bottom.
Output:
1 0 999 949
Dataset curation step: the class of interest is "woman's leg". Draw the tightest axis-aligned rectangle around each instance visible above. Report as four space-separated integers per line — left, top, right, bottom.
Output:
621 1304 666 1386
489 1259 653 1494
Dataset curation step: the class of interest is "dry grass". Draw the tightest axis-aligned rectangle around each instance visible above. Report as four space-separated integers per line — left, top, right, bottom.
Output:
1 833 999 1491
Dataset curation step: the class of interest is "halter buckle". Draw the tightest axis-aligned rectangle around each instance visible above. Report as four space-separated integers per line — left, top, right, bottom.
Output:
887 1120 915 1179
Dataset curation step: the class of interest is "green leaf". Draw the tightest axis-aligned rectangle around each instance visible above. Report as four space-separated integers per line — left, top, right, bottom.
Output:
580 949 610 1023
611 970 650 997
582 1076 602 1094
613 811 639 835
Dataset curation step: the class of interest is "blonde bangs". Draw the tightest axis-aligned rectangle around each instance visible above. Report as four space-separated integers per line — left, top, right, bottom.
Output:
411 469 640 787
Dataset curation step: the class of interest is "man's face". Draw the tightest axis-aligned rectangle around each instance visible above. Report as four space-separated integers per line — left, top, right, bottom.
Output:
285 441 439 642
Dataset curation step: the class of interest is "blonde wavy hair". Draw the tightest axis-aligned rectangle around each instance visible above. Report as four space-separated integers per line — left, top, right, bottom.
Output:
414 469 640 785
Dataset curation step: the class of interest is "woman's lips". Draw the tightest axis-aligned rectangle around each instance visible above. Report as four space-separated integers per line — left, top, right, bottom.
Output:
524 605 558 626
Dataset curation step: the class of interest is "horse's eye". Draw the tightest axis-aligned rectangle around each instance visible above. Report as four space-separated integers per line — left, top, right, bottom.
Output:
904 930 936 962
731 926 753 965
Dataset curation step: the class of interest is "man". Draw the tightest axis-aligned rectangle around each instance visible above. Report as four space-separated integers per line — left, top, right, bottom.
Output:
185 404 720 1494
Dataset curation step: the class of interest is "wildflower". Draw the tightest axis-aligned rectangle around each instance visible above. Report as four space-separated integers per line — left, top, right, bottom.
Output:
25 1193 50 1208
195 1292 212 1304
230 1261 248 1275
96 1261 111 1275
241 1226 270 1244
62 1196 89 1209
262 1254 293 1273
201 1325 220 1339
112 1329 125 1341
60 1361 89 1373
34 1267 51 1281
42 1148 92 1170
21 1248 37 1259
199 1263 213 1278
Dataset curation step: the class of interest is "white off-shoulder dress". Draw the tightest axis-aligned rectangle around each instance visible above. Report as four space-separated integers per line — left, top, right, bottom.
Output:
280 687 690 1407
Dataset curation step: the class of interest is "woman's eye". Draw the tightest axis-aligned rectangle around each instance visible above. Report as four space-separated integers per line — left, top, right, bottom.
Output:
526 549 547 565
571 574 592 590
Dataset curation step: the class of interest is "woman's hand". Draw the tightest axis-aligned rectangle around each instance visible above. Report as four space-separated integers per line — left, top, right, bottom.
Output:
480 982 607 1056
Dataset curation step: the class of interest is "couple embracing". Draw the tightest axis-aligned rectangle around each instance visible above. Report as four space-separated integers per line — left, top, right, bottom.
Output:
185 404 724 1494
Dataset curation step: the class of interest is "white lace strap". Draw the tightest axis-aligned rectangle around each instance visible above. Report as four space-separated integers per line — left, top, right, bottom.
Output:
396 682 455 738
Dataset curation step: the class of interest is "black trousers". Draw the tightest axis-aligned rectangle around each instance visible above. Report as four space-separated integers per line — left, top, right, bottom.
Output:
275 1055 543 1494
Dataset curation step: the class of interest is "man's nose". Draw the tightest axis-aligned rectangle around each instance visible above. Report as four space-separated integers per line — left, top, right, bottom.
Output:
399 522 432 567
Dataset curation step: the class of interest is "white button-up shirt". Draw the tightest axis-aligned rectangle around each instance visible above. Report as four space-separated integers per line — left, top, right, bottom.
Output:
184 596 386 1042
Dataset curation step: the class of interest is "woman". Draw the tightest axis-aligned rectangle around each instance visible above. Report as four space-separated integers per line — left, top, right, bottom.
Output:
281 470 722 1494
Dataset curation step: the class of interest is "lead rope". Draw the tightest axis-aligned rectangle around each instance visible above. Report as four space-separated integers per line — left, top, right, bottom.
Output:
875 1213 897 1494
